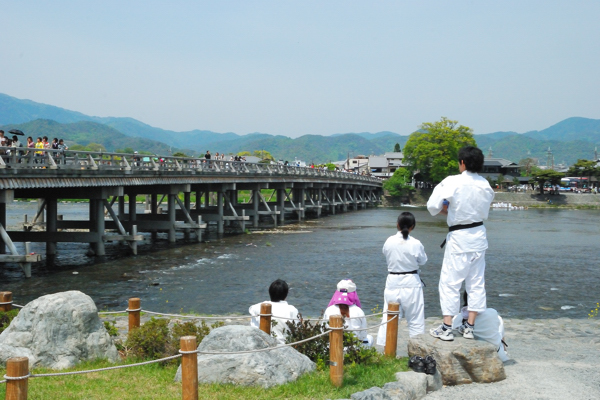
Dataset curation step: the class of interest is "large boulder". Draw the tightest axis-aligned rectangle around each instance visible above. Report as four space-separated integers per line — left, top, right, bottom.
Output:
174 325 314 387
408 334 505 386
0 291 118 369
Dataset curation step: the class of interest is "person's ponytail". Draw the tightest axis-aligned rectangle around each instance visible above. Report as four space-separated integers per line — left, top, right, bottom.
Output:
397 212 416 240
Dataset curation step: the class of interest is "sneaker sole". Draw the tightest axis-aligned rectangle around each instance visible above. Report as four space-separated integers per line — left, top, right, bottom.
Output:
429 330 454 341
463 333 474 339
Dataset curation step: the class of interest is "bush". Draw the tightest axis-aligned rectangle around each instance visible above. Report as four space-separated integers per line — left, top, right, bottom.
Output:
103 320 119 337
285 315 381 369
124 318 224 364
0 309 19 334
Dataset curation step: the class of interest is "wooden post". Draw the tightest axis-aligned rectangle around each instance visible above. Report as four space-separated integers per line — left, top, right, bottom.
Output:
259 303 272 335
128 298 141 331
5 356 28 400
180 336 198 400
384 302 400 357
329 315 343 387
0 291 12 312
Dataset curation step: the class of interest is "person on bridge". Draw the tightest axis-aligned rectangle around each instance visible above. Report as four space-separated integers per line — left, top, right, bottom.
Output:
377 212 428 345
323 279 373 347
249 279 300 344
427 146 495 341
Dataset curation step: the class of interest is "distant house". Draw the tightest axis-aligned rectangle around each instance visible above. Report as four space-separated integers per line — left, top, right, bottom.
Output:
343 156 370 173
480 157 530 184
368 152 406 179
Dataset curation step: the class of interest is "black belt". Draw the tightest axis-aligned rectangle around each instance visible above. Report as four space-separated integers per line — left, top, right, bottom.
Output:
389 270 418 275
440 222 483 248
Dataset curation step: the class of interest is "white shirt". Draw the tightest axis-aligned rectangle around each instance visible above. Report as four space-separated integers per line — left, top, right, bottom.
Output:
382 233 427 288
249 300 299 344
427 170 495 253
323 304 368 342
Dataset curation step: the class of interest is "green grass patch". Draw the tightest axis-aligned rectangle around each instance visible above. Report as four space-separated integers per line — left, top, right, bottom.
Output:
0 357 407 399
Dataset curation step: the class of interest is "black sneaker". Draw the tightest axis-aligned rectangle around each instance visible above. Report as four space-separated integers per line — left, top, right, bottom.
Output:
408 356 425 373
424 355 437 375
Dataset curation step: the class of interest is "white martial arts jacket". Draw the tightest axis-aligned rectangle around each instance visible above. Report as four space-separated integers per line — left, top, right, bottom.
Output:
427 171 495 253
382 233 427 288
323 304 370 343
249 300 299 344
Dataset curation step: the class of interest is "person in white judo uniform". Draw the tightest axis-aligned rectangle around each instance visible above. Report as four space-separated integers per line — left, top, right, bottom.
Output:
249 279 300 344
452 292 509 361
377 212 428 345
323 279 373 346
427 146 495 341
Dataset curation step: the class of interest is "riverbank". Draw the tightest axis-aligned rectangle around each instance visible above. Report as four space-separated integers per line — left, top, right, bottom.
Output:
383 190 600 208
101 313 600 399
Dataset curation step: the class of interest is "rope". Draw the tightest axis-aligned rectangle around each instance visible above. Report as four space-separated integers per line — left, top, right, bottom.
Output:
125 308 141 312
0 380 5 384
28 354 182 378
142 310 251 320
13 304 24 308
345 315 398 332
0 301 13 305
3 373 30 381
188 330 333 355
98 310 127 315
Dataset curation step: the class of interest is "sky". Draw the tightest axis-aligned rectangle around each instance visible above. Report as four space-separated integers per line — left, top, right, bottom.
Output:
1 1 599 137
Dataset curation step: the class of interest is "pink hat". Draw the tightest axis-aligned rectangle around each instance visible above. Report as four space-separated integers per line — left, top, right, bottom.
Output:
328 279 362 308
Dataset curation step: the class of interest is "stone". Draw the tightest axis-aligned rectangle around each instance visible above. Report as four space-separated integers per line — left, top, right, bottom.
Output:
0 290 118 370
408 334 506 386
393 371 427 399
350 386 392 400
424 369 443 393
174 325 314 388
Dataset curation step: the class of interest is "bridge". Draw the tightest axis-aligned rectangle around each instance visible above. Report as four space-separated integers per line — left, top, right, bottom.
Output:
0 148 382 276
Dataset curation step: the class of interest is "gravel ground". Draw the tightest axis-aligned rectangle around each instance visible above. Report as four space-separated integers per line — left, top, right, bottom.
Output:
370 316 600 400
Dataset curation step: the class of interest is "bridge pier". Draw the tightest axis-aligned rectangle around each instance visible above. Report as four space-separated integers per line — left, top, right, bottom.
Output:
46 198 57 256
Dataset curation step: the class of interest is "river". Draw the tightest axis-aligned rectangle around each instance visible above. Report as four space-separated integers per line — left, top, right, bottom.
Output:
1 203 599 319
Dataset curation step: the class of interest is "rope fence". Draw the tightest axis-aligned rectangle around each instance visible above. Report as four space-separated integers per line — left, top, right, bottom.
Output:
1 291 402 399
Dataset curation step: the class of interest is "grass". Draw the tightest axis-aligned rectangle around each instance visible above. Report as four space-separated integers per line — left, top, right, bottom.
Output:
0 356 408 399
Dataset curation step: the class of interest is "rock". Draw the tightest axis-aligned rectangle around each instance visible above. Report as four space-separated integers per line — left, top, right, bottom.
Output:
408 334 506 386
0 291 118 370
424 369 443 393
174 325 314 387
393 371 427 399
351 386 392 400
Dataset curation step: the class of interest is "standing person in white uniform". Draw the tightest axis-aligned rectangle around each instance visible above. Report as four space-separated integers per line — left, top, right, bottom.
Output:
323 279 373 346
377 212 428 345
249 279 300 344
427 146 495 341
452 292 509 361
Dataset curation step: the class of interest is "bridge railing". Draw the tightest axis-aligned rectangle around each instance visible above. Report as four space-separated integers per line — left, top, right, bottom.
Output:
0 147 381 184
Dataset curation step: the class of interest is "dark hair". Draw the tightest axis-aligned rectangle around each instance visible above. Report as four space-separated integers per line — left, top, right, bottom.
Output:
338 304 350 318
12 136 18 141
268 279 289 302
53 138 58 142
37 137 42 141
458 146 484 173
43 136 48 141
397 212 416 240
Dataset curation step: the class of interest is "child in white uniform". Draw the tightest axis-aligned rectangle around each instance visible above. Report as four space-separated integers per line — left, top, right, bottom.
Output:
323 279 373 346
249 279 299 344
377 212 428 345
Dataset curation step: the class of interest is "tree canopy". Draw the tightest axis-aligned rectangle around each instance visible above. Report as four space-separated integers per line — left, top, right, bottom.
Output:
383 167 414 197
530 168 564 194
403 117 477 183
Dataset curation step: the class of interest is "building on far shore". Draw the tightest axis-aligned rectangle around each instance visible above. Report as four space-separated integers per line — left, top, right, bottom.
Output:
368 152 405 179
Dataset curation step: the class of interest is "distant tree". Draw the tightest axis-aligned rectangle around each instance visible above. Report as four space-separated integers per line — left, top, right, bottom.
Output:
85 143 106 152
518 158 537 176
253 150 274 161
172 152 189 158
325 163 336 171
567 159 597 188
530 169 564 195
393 143 401 152
237 151 251 157
383 167 414 197
403 117 477 183
496 174 505 191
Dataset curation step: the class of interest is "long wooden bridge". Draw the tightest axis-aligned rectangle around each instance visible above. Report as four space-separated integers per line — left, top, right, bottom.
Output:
0 149 382 276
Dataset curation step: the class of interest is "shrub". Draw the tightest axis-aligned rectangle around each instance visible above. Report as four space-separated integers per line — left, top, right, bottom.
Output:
0 309 19 334
285 315 381 369
124 318 224 364
103 320 119 337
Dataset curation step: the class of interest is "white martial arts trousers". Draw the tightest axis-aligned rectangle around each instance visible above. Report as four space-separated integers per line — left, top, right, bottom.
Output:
439 249 487 315
376 285 424 345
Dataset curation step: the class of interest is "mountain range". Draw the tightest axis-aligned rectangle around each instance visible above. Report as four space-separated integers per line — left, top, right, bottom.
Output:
1 93 599 165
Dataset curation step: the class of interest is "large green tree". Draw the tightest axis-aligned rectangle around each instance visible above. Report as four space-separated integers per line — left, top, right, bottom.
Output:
567 159 598 188
403 117 477 183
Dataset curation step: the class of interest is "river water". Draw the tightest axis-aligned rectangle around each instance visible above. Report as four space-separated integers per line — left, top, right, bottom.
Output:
1 203 599 319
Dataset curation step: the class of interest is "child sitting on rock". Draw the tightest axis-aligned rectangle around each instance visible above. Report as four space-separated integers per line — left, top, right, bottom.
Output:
249 279 299 344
